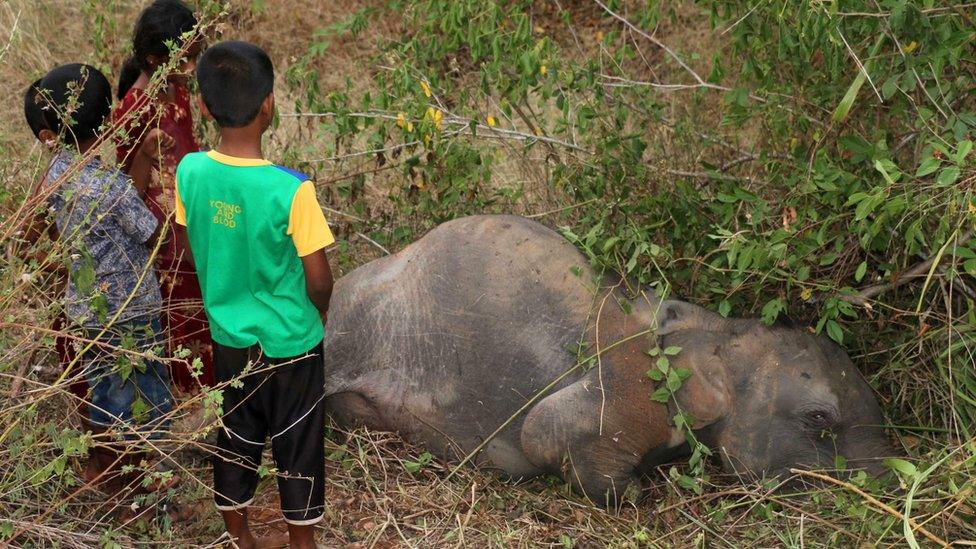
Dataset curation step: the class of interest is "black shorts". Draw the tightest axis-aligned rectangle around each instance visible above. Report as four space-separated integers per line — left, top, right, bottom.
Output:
211 340 326 525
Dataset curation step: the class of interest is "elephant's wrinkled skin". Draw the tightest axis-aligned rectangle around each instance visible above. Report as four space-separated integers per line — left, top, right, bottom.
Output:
323 215 897 501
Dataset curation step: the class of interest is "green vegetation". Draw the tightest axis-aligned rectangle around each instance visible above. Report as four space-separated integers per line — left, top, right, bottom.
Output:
0 0 973 546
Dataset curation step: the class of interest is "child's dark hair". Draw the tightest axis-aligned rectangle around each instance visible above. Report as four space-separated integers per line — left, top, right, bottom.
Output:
118 0 197 100
197 41 274 128
37 64 113 146
24 78 48 139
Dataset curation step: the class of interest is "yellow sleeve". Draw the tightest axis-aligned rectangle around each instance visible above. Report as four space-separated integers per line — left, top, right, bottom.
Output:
174 178 187 226
288 180 335 256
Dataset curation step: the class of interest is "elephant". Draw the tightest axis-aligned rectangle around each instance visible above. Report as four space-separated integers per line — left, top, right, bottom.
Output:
322 215 897 502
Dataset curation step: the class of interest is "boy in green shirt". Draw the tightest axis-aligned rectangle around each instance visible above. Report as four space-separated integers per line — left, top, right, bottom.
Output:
175 41 333 549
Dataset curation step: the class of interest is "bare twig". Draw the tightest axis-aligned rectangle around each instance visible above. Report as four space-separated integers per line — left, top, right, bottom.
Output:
593 0 711 88
279 110 590 152
840 228 974 308
789 469 951 548
357 232 391 255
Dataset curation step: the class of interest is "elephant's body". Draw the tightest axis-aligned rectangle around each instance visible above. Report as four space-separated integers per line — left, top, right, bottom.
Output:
324 215 895 501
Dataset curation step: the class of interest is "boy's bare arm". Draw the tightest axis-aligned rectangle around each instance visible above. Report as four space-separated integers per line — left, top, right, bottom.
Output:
13 196 66 276
300 249 333 323
174 224 194 269
128 129 174 196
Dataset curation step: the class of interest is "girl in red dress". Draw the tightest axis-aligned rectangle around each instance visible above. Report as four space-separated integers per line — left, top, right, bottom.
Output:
114 0 213 389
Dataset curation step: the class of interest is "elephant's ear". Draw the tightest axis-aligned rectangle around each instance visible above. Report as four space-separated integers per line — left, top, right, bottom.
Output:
666 340 732 427
654 299 730 335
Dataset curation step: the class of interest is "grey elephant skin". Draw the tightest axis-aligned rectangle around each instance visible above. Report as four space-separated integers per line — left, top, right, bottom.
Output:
323 215 896 502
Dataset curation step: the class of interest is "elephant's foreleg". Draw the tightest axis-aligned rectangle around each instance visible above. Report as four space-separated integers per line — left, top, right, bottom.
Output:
519 372 671 504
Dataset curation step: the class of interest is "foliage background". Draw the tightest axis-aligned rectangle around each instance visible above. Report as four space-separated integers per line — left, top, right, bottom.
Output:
0 0 974 546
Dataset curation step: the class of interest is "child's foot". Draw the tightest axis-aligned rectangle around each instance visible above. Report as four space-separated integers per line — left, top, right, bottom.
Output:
82 457 104 485
230 533 289 549
113 497 201 526
254 534 290 548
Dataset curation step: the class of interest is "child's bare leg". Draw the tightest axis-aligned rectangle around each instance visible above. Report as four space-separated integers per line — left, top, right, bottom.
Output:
221 509 289 549
222 509 256 548
287 523 316 549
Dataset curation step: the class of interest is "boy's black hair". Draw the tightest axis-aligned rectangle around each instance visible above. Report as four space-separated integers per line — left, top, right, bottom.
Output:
24 78 48 139
118 0 197 99
37 63 113 145
197 41 274 128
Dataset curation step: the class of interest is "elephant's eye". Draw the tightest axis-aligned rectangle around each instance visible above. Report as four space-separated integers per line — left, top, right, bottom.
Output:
803 410 834 429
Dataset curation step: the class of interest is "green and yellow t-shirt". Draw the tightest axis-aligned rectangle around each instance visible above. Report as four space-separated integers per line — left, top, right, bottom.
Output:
175 150 334 357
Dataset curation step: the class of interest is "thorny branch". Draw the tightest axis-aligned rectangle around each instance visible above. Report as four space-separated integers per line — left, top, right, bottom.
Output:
841 228 975 308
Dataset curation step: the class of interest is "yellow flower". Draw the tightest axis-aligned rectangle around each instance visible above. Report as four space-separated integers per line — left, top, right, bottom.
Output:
903 41 918 54
425 107 443 129
420 80 432 98
406 121 414 132
800 288 812 301
595 30 604 42
533 126 543 136
396 112 406 129
486 115 497 127
969 202 976 216
539 64 547 76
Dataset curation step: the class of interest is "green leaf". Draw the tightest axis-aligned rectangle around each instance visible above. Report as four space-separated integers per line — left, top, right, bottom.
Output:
964 258 976 277
130 398 149 423
881 75 899 100
404 461 422 473
650 387 671 403
760 298 785 325
676 474 699 493
874 159 901 185
601 236 620 252
666 370 684 391
915 156 940 177
936 166 960 187
854 261 867 282
832 67 867 123
656 356 670 370
844 191 869 207
955 140 973 164
832 34 885 123
663 346 682 356
854 192 883 221
718 300 731 317
884 458 917 479
825 319 844 344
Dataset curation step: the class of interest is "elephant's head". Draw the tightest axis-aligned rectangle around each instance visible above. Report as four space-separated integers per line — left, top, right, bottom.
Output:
656 300 899 481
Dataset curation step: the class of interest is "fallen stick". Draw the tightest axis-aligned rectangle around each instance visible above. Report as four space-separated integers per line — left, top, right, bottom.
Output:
840 227 974 308
789 468 950 548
